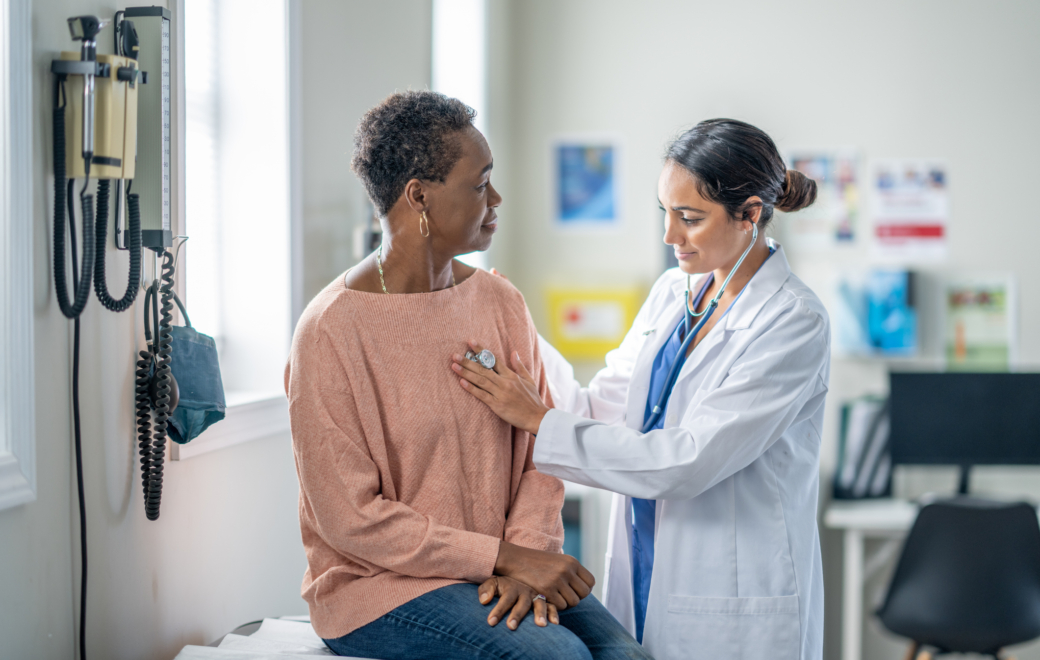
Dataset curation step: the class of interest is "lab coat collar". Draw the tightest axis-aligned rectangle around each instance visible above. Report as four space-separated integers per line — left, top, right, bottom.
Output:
667 239 791 331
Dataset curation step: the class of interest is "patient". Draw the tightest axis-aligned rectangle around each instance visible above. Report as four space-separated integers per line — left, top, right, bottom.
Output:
285 91 650 660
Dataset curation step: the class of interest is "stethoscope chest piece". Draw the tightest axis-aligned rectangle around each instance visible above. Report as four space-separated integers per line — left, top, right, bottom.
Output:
466 349 496 370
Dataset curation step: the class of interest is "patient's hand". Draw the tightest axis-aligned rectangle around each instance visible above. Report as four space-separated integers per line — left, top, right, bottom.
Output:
493 541 596 612
478 576 558 630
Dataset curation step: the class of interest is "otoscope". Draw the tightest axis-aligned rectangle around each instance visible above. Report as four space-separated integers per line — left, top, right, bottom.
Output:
66 16 110 171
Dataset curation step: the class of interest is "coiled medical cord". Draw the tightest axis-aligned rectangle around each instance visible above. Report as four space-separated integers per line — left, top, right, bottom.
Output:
52 77 95 320
135 251 175 521
92 180 142 311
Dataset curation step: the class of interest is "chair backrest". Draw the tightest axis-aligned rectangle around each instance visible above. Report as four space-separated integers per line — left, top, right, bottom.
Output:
877 497 1040 654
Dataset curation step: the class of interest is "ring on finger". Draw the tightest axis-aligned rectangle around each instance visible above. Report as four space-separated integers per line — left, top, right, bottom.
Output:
533 594 546 602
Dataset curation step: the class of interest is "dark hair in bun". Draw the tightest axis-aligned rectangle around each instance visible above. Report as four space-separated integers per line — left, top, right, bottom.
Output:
665 119 816 228
776 170 817 213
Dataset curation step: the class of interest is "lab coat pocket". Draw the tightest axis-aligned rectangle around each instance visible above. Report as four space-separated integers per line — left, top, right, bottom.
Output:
664 594 800 660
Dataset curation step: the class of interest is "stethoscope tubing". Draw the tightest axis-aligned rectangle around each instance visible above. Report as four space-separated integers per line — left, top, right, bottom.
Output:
641 223 761 433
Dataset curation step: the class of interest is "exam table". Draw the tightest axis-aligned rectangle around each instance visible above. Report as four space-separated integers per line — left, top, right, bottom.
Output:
172 617 373 659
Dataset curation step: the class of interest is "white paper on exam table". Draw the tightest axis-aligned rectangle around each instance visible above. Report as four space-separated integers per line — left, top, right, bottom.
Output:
219 634 332 655
172 618 369 660
248 619 332 650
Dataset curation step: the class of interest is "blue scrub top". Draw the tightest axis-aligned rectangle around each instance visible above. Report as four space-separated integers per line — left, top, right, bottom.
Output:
632 248 774 643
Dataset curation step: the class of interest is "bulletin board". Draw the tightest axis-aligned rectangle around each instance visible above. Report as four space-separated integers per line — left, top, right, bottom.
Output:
546 287 642 361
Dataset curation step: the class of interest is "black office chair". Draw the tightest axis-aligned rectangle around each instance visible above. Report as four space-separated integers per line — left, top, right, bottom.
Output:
876 497 1040 660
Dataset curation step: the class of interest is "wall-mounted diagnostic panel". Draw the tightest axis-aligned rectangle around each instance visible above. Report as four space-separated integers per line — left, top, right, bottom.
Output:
124 6 171 249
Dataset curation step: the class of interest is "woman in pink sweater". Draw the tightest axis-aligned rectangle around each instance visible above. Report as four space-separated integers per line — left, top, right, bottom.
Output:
285 92 650 660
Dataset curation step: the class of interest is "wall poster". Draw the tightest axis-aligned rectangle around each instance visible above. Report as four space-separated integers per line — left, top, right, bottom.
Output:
554 140 619 228
785 151 859 249
872 160 948 261
833 270 918 357
546 287 641 361
945 276 1015 371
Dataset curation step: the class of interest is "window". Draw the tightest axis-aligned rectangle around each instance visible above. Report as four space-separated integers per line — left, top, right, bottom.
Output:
175 0 293 459
432 0 489 271
0 0 35 509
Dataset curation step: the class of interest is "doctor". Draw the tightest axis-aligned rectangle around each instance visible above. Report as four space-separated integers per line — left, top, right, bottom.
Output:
451 119 830 660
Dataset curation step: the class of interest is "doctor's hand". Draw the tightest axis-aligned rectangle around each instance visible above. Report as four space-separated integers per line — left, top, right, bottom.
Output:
478 575 559 629
452 342 549 436
493 541 596 611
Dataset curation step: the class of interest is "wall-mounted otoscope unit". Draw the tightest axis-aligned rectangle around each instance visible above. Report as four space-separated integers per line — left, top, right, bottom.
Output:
51 11 226 660
50 7 176 527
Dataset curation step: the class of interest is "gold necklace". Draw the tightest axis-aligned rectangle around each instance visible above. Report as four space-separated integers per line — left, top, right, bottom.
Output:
376 243 456 294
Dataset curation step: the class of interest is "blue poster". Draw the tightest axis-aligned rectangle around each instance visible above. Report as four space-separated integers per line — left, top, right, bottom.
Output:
556 144 616 224
835 270 918 356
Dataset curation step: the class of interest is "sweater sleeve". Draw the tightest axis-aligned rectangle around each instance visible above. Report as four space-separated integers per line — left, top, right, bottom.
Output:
501 305 566 553
287 326 500 583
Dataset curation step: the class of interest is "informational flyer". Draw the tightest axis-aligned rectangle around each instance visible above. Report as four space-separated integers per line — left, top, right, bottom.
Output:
785 151 859 249
554 141 618 227
871 160 948 261
546 287 641 361
946 276 1014 371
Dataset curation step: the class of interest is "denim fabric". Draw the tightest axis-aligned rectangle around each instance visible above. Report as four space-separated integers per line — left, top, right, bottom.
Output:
323 583 651 660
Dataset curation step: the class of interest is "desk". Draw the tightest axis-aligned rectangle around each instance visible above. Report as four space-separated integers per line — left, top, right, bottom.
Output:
823 499 919 660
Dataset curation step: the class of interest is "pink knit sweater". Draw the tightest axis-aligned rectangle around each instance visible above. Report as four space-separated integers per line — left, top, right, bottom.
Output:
284 268 565 639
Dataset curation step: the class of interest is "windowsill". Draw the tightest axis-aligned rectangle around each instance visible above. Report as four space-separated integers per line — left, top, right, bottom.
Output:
170 393 289 461
0 453 37 510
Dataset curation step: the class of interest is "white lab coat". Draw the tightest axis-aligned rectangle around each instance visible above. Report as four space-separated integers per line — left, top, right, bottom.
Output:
533 242 829 660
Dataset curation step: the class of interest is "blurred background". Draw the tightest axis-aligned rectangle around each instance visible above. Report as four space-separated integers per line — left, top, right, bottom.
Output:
4 0 1040 658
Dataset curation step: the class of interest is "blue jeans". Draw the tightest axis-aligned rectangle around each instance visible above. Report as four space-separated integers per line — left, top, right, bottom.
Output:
323 583 651 660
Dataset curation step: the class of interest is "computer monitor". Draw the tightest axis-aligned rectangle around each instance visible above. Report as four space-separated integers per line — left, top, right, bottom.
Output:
888 372 1040 493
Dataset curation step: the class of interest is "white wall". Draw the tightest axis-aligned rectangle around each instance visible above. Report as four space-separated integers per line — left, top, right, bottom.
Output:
299 0 432 303
488 1 1040 658
0 2 434 659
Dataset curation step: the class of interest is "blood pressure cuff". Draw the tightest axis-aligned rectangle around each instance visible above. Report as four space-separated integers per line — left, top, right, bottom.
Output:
167 325 226 444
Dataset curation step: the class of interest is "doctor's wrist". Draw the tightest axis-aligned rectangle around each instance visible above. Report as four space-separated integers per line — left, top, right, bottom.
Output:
525 408 549 437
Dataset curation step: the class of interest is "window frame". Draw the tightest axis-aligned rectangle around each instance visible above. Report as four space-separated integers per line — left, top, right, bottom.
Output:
0 0 36 509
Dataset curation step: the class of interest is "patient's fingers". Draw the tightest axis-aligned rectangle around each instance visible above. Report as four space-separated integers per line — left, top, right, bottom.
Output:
487 586 517 627
560 583 581 609
545 590 568 611
478 578 497 605
508 591 533 630
570 574 592 600
532 597 548 627
577 564 597 591
547 603 559 625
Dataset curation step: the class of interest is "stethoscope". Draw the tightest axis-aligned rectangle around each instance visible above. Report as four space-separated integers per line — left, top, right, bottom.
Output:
641 221 764 433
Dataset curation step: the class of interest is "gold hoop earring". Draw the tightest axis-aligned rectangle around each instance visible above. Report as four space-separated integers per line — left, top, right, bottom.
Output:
419 211 430 238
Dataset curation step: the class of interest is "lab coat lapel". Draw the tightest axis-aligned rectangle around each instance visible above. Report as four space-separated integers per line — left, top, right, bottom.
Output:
723 240 792 331
667 241 791 392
